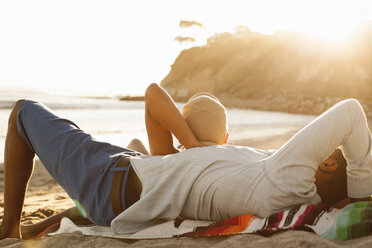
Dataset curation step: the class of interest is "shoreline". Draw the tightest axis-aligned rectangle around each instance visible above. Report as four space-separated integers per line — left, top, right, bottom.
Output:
119 94 372 128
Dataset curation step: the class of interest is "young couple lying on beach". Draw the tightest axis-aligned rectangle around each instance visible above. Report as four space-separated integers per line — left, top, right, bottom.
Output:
1 83 372 239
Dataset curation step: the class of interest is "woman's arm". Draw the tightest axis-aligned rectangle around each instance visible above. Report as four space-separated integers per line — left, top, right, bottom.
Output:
145 83 200 155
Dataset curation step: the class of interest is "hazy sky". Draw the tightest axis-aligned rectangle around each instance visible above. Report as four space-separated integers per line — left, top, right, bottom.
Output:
0 0 371 96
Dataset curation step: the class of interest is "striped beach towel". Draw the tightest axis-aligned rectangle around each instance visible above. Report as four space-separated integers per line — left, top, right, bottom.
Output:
180 202 372 240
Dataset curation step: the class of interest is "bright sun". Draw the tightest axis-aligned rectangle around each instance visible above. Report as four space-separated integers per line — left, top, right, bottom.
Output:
292 3 364 42
236 0 371 43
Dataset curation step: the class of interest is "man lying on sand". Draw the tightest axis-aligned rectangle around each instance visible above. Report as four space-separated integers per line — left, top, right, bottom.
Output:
1 83 372 239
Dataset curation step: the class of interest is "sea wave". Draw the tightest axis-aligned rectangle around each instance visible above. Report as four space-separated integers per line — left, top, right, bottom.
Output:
0 87 145 110
0 99 145 110
0 101 16 109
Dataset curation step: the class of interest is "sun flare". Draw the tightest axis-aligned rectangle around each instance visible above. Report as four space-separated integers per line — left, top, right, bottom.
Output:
231 0 371 44
287 2 365 43
1 0 372 95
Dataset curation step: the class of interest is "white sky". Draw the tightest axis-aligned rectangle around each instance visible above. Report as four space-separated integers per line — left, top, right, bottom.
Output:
0 0 371 96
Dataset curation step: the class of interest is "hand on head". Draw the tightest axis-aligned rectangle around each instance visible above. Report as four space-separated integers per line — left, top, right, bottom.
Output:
315 148 347 204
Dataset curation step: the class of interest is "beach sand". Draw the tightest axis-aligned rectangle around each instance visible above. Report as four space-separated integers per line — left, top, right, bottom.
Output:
1 129 372 247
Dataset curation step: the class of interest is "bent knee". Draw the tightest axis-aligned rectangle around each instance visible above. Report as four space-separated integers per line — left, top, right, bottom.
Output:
337 98 363 113
14 99 27 109
343 98 361 107
8 99 27 125
347 98 364 113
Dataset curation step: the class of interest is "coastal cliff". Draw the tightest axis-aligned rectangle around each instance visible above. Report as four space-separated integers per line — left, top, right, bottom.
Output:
160 26 372 120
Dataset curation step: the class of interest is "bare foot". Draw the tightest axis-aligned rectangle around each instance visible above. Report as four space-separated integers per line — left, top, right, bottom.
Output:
0 223 21 239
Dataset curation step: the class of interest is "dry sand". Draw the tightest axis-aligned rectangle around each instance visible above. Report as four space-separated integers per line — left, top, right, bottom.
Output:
1 129 372 247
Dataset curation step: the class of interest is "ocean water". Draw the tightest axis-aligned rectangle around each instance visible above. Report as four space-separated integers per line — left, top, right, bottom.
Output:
0 89 316 163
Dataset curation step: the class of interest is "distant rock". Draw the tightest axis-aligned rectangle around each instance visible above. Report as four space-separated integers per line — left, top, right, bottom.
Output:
119 95 145 101
161 25 372 121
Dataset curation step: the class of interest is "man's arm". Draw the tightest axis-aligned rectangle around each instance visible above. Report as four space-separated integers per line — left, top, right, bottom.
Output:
315 148 372 207
145 83 200 155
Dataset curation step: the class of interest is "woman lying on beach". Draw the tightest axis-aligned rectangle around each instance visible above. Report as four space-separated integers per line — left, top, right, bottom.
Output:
1 83 372 239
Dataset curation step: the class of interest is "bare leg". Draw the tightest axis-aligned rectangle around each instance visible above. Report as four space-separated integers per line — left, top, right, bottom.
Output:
16 138 147 240
127 138 149 155
9 138 147 240
0 100 36 239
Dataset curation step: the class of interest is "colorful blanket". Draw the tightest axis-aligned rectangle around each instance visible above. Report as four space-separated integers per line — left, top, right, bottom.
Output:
180 201 372 240
51 202 372 240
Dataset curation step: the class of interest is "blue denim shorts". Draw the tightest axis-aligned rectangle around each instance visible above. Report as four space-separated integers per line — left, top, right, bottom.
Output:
17 100 141 225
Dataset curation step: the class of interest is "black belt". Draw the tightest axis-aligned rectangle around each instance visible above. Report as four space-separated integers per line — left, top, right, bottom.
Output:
110 157 142 216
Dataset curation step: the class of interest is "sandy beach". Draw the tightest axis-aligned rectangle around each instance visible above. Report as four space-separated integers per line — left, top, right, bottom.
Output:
1 127 372 248
1 0 371 246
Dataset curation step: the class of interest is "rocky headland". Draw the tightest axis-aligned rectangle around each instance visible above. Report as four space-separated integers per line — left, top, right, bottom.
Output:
160 25 372 123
